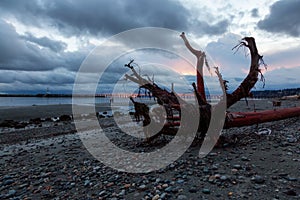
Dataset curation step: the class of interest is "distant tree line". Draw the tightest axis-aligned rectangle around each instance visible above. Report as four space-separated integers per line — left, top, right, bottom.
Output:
252 87 300 98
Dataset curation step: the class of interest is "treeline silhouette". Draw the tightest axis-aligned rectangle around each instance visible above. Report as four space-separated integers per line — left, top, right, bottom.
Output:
252 87 300 98
1 87 299 99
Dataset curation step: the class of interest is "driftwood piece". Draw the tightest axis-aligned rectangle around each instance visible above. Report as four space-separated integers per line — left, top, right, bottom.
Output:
124 60 180 107
129 96 150 126
226 37 266 108
124 33 300 140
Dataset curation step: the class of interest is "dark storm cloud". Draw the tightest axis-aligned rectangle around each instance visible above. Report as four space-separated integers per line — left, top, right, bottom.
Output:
251 8 259 18
0 19 87 72
258 0 300 36
0 19 57 71
21 33 67 52
0 0 231 93
0 0 229 37
0 68 75 85
192 19 229 35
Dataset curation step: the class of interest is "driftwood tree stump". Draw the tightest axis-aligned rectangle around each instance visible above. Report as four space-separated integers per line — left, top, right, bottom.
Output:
125 33 267 139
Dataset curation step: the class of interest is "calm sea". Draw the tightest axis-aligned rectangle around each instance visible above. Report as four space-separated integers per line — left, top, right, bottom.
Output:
0 97 159 107
0 97 111 107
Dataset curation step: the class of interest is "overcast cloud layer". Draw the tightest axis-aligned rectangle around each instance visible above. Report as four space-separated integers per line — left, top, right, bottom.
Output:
258 0 300 37
0 0 299 94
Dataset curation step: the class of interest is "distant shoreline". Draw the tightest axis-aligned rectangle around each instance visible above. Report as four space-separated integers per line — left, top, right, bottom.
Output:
0 94 107 98
1 86 299 98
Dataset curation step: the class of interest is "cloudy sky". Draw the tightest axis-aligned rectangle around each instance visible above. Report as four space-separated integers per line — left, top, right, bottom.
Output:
0 0 299 94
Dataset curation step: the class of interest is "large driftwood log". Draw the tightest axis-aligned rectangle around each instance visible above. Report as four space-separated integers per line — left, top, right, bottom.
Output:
124 33 300 140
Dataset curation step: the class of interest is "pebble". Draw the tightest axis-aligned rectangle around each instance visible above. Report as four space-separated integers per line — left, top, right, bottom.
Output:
177 179 185 184
251 175 265 184
283 189 297 196
98 190 107 197
3 175 13 180
7 189 16 197
286 177 297 181
287 137 297 143
233 164 242 169
164 186 173 192
152 194 160 200
241 156 250 161
203 167 209 173
220 175 228 181
84 180 91 186
119 189 126 196
177 194 188 199
124 183 131 188
188 187 197 193
2 179 14 186
139 184 147 190
202 188 210 194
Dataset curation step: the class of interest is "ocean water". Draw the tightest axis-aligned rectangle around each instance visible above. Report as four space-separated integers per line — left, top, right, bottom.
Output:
0 96 225 107
0 96 158 107
0 97 110 107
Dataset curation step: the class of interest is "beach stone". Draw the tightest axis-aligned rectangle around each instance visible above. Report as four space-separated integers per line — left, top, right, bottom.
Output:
177 194 188 199
98 190 107 197
203 167 209 173
283 189 297 196
84 180 91 186
3 175 13 180
29 118 42 124
119 189 126 196
164 186 173 193
6 189 16 197
41 189 52 197
45 117 52 122
0 120 17 127
202 188 210 194
220 175 228 181
251 175 265 184
241 156 250 161
155 178 161 183
160 193 167 199
2 179 14 186
177 179 184 184
171 187 179 193
59 115 72 121
287 137 297 143
233 164 242 169
286 177 297 181
152 194 160 200
123 183 131 188
208 175 216 183
15 122 27 129
138 184 147 190
188 186 197 193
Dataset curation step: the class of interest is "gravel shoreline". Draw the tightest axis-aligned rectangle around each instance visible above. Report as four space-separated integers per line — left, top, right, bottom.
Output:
0 100 299 199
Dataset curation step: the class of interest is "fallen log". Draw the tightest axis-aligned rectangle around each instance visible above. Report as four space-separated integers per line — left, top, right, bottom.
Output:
224 107 300 128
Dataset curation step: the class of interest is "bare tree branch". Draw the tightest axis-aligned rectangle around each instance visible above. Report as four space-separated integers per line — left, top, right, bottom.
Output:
226 37 265 108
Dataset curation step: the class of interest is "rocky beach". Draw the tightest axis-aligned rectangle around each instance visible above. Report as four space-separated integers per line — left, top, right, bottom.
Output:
0 99 299 199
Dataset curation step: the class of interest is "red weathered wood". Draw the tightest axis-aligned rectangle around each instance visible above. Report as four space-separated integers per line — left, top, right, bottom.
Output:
224 107 300 128
196 71 206 102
